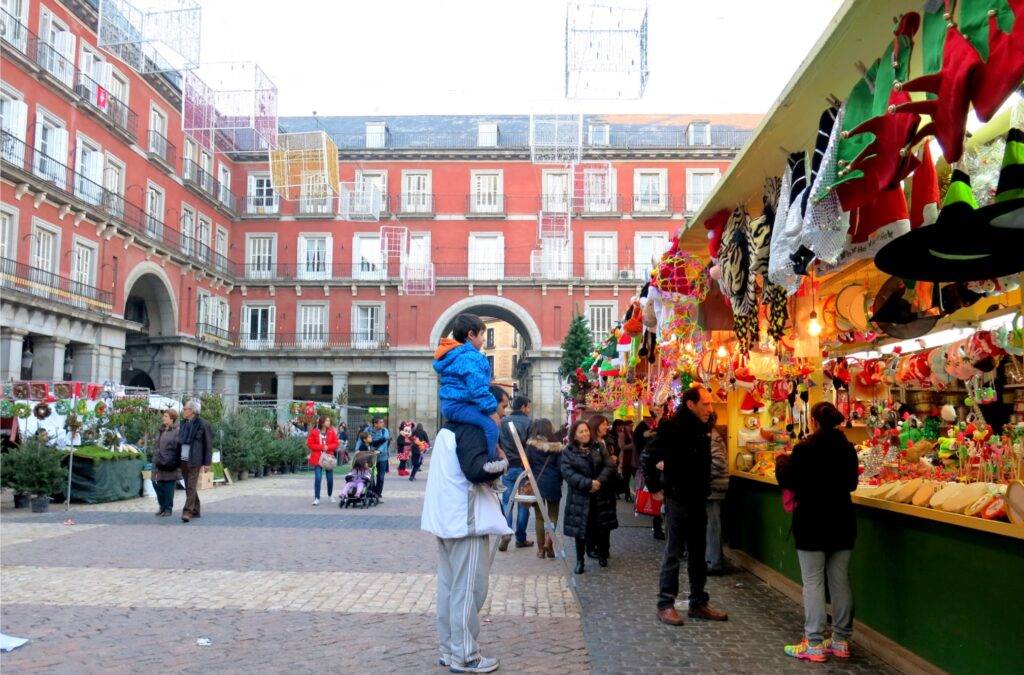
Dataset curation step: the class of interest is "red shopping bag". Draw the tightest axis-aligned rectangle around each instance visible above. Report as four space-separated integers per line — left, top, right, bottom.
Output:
634 487 663 517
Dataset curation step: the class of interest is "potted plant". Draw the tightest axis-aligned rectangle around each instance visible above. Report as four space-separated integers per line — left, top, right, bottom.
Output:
1 438 65 513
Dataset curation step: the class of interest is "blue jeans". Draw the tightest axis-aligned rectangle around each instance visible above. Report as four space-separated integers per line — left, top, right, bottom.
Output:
314 466 333 500
442 401 498 460
500 467 531 544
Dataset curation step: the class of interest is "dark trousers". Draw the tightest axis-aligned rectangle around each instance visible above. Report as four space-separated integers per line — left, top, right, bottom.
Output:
657 496 709 610
574 498 603 562
376 459 388 495
183 465 202 517
410 451 422 479
154 479 176 512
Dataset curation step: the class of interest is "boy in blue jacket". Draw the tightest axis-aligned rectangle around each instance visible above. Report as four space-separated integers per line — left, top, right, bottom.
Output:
433 313 505 489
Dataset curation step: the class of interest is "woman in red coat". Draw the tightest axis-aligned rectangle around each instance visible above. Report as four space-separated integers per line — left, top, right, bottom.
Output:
307 416 339 505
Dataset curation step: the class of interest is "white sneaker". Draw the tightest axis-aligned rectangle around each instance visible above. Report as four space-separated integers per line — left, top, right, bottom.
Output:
449 656 498 673
329 496 337 503
312 498 319 506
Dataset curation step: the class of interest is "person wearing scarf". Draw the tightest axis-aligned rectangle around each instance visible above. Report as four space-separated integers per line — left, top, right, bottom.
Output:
179 399 214 523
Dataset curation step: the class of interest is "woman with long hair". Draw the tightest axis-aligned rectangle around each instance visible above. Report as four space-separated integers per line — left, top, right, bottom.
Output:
776 401 859 662
561 419 617 573
525 418 563 558
611 419 635 502
586 414 619 562
307 415 340 505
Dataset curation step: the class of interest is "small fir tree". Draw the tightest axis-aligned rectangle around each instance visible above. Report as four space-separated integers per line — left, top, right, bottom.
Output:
559 314 594 379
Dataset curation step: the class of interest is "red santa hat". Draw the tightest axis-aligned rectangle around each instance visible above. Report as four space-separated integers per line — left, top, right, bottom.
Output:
845 186 910 260
704 208 730 259
739 391 763 414
909 143 939 229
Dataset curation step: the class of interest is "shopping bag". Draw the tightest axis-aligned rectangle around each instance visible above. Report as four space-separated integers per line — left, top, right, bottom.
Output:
634 486 662 517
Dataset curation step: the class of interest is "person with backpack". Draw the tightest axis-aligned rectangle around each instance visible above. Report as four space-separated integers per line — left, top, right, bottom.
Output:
775 401 859 663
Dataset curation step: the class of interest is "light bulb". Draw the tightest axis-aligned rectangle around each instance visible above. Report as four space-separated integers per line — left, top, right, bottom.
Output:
716 344 728 358
807 311 822 337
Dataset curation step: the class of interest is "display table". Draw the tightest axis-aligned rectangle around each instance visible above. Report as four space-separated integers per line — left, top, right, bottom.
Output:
62 446 145 504
726 473 1024 674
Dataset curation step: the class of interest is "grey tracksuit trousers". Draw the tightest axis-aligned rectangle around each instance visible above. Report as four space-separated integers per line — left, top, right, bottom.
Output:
436 535 491 666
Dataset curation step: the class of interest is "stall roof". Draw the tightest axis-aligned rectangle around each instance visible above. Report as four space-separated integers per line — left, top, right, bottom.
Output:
680 0 924 256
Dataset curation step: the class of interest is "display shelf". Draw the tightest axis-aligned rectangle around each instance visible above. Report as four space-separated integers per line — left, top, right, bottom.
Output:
730 471 1024 540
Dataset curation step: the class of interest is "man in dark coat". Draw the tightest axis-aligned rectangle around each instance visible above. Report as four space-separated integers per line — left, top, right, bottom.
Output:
497 395 533 550
179 398 214 523
643 386 729 625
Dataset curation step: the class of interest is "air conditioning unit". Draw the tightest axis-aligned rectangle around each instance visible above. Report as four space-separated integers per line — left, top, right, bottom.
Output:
618 269 633 280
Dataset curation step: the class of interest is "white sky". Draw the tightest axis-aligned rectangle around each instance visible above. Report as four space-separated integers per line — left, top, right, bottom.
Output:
197 0 844 117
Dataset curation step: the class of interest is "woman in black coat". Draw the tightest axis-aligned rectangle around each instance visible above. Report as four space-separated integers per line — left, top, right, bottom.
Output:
525 418 563 559
775 402 859 662
587 414 619 560
561 419 617 574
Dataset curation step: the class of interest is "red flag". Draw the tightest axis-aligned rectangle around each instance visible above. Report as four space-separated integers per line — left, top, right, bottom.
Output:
96 85 109 110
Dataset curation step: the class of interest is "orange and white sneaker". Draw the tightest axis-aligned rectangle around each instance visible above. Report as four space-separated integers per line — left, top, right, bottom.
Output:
784 637 828 663
824 637 850 659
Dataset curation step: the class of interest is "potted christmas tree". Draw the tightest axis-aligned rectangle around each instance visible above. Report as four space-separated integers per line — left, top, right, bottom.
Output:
1 438 65 513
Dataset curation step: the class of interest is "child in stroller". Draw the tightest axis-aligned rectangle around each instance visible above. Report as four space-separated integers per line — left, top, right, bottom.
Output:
340 451 377 508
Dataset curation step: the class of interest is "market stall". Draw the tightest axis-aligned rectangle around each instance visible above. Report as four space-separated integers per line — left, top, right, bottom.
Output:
561 1 1024 671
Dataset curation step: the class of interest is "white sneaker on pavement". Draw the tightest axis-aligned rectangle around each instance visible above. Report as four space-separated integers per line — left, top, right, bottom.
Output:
329 496 337 503
312 498 319 506
449 656 499 673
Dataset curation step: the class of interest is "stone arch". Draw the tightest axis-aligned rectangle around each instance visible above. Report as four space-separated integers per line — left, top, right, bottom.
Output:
429 295 543 351
122 262 179 337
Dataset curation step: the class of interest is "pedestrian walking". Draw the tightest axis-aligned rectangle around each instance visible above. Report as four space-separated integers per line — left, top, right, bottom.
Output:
776 402 859 662
421 384 512 673
410 423 429 481
370 418 391 498
178 398 214 523
497 395 533 551
634 407 665 540
612 419 635 502
307 415 339 505
152 409 181 517
706 413 730 575
524 418 562 559
561 419 617 573
643 386 729 625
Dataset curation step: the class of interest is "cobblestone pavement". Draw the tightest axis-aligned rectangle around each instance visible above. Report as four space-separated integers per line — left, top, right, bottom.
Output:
1 464 903 673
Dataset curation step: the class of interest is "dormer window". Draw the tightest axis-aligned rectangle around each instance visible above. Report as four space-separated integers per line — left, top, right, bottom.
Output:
588 123 610 146
366 122 387 149
478 122 498 147
688 121 711 146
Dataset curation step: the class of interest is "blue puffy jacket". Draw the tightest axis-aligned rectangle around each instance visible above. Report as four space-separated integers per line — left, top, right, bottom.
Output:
433 338 497 414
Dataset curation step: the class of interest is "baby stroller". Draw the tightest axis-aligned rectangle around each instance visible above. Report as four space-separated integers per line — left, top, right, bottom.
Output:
340 450 380 509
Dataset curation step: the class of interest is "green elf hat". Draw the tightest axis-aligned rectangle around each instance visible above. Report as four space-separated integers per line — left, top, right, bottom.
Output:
970 127 1024 244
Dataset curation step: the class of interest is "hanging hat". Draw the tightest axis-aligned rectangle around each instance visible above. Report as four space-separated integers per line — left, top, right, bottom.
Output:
969 0 1024 121
802 106 849 265
739 391 763 414
846 185 911 261
720 206 755 316
836 284 871 332
968 128 1024 247
909 143 940 229
704 208 730 259
767 152 806 294
870 276 943 339
875 158 1024 280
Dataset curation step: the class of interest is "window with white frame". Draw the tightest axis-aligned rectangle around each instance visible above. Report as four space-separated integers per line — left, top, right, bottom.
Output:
241 304 275 349
1 0 29 52
586 303 617 343
356 170 387 213
197 289 210 329
108 67 129 125
685 169 720 213
353 233 384 280
401 171 431 213
468 233 504 279
299 172 331 213
196 216 211 261
352 303 384 348
633 169 667 212
200 149 213 191
538 236 571 279
0 206 16 261
365 122 387 149
32 110 68 187
246 235 274 278
585 233 617 280
74 135 104 204
102 155 125 215
78 44 112 111
31 220 59 272
688 121 711 146
215 226 228 265
583 165 615 212
247 173 277 213
180 206 196 255
38 8 74 87
0 87 28 161
478 122 498 147
149 106 168 155
405 232 431 277
183 138 196 179
218 164 232 205
145 184 164 236
542 170 570 213
71 238 96 288
215 297 229 332
588 123 610 146
634 232 669 279
298 233 332 280
470 170 503 213
298 304 327 346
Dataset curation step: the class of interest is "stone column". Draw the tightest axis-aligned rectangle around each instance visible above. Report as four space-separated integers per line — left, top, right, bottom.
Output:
73 345 100 383
387 370 398 432
158 361 186 393
96 347 113 383
195 366 213 393
0 329 27 381
213 370 240 412
108 348 125 385
331 372 349 425
31 337 69 382
276 371 294 425
184 362 197 395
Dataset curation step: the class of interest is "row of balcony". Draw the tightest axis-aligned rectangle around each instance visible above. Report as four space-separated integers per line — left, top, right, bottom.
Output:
238 262 653 283
0 256 113 311
196 324 390 351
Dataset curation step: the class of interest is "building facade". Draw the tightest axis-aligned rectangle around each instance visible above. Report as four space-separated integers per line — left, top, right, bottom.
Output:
1 0 754 430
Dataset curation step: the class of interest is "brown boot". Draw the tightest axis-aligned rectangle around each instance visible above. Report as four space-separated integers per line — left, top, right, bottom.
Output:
498 534 511 552
688 604 729 621
657 607 685 626
536 542 546 558
544 536 555 558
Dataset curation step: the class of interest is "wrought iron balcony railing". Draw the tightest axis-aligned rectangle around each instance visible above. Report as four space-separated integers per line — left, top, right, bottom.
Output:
73 70 138 143
0 256 113 312
1 9 38 64
241 195 280 216
147 130 176 172
397 192 434 215
223 331 391 351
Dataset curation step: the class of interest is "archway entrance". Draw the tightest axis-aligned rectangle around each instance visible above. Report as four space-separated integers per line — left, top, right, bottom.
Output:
122 268 178 391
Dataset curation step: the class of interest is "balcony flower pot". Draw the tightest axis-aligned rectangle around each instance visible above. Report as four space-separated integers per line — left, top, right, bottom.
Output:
30 495 51 513
13 493 30 509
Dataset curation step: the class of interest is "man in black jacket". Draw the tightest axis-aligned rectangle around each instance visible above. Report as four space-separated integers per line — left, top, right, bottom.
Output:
179 398 214 523
497 395 532 550
643 386 729 625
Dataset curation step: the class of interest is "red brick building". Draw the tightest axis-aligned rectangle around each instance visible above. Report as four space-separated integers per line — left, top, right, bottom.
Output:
1 0 755 427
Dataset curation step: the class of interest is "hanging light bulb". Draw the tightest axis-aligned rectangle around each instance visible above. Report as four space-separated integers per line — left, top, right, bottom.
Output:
807 310 823 337
716 344 728 358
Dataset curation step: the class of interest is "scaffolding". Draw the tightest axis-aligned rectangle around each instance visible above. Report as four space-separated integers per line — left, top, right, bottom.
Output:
339 181 385 220
97 0 200 74
379 225 409 268
182 62 278 153
403 263 436 295
530 109 583 164
269 131 339 202
565 0 649 99
538 211 572 241
572 161 613 211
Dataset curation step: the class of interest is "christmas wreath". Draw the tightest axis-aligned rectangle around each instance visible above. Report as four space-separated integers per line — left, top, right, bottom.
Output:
33 402 52 420
55 399 72 415
12 382 29 399
0 400 12 417
94 401 109 417
13 402 32 419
